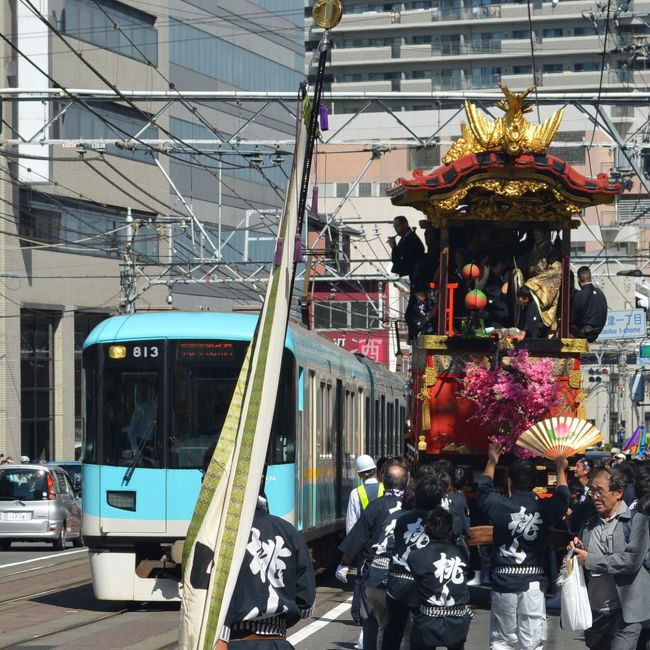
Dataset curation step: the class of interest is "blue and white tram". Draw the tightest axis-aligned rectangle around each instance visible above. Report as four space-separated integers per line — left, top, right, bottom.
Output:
81 311 407 600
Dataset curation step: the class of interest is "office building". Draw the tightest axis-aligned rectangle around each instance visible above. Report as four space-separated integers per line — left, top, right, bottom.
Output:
0 0 303 461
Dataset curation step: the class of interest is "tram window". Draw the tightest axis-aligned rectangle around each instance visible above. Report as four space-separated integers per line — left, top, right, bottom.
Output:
267 356 295 465
374 399 380 457
82 349 97 464
380 395 386 455
319 382 333 458
167 339 248 469
103 370 161 467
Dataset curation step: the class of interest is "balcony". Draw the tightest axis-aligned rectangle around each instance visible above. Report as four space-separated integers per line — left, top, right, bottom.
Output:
501 34 601 54
400 78 433 92
330 46 391 65
501 0 595 21
330 80 392 93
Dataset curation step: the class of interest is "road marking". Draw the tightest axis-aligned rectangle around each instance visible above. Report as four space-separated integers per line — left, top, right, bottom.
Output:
0 548 86 569
288 596 353 646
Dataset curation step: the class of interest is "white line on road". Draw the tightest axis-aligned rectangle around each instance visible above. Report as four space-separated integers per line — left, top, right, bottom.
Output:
0 548 87 569
288 596 353 646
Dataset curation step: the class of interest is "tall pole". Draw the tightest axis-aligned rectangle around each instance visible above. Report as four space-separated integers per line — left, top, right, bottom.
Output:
289 0 340 310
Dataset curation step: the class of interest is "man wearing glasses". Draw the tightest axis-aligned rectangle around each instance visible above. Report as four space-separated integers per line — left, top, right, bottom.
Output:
569 466 650 649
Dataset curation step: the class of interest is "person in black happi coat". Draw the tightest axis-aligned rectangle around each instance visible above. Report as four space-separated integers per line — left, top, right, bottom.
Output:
338 460 410 650
477 443 569 650
407 507 473 650
383 475 442 650
217 497 316 649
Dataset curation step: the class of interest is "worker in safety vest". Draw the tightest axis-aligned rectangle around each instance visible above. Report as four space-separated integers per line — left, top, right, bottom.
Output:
346 454 384 533
340 454 384 631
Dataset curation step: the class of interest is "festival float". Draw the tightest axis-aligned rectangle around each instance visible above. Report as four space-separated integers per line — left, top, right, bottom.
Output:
387 85 622 466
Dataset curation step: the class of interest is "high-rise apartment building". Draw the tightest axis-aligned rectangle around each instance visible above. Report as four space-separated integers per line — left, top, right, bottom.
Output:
306 0 650 111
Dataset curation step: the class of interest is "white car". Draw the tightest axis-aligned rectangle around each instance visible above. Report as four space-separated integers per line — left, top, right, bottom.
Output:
0 464 82 550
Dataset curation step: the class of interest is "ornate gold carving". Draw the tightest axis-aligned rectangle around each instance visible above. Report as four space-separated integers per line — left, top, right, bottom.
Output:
569 370 582 390
560 338 589 354
443 84 564 164
575 389 586 404
425 180 582 221
418 335 449 350
424 367 438 387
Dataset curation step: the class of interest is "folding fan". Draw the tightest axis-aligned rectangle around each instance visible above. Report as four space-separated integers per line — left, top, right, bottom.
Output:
516 416 603 460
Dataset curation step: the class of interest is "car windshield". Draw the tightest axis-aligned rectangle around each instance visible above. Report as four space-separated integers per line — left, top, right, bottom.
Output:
0 468 49 501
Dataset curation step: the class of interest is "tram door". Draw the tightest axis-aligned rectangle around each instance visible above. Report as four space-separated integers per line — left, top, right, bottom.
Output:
335 379 344 519
100 347 167 534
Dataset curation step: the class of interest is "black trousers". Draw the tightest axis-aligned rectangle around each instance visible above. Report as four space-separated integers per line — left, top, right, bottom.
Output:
382 594 411 650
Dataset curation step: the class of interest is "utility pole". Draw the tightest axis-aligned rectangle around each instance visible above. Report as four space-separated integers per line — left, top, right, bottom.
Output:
119 207 137 314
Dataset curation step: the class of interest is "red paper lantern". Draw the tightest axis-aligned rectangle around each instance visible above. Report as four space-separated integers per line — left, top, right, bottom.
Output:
465 289 487 310
462 262 482 280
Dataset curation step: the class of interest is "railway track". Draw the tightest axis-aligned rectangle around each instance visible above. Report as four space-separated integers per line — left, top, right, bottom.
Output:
0 549 176 649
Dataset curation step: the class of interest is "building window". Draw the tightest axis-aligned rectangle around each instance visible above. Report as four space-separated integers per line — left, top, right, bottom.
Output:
548 130 586 165
574 62 600 72
169 117 290 188
63 0 158 65
336 183 350 198
75 313 107 456
542 63 564 73
408 145 440 170
314 300 380 329
21 311 58 461
358 182 373 197
169 19 302 91
513 65 533 75
19 190 158 260
351 302 380 329
59 102 158 164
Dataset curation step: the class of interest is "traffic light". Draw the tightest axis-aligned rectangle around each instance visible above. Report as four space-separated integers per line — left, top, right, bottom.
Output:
588 367 609 383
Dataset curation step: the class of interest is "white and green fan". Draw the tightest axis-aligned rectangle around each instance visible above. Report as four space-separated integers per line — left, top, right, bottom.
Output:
516 416 603 460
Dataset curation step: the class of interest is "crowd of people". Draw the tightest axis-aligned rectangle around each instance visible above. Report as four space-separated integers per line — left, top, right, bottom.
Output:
0 454 34 465
336 449 650 650
388 216 608 343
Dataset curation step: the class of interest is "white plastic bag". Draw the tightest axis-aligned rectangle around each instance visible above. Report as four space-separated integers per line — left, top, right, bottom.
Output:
558 553 593 631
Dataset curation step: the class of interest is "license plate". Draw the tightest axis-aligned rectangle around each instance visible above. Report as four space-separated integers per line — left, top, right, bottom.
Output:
3 512 31 521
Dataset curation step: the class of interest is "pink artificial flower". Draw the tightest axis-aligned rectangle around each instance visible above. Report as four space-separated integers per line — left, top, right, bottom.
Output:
460 350 561 456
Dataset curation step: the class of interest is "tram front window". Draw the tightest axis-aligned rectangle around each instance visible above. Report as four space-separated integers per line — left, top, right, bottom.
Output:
104 371 162 467
170 340 247 469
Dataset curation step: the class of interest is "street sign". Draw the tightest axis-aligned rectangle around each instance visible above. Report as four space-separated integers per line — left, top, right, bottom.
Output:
599 308 647 340
640 344 650 358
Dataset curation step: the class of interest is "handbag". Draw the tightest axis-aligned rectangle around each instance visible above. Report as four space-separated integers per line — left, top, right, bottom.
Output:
558 553 592 631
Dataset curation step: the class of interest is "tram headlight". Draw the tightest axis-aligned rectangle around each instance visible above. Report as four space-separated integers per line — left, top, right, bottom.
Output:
108 345 127 359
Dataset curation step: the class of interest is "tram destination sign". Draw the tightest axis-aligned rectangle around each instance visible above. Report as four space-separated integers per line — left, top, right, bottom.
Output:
599 308 647 340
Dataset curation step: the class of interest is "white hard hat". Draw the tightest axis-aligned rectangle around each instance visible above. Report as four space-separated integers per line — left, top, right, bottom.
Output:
355 454 376 473
20 455 30 463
